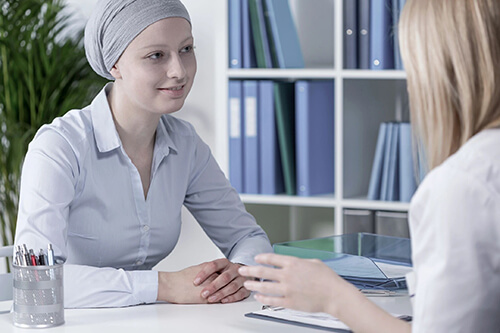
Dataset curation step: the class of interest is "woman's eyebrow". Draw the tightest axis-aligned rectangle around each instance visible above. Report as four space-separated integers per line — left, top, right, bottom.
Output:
139 37 194 51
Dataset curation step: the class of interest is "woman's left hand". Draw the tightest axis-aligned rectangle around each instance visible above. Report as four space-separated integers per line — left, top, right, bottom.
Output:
193 258 251 303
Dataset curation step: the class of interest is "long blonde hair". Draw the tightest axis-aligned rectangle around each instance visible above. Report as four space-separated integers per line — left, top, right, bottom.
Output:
399 0 500 171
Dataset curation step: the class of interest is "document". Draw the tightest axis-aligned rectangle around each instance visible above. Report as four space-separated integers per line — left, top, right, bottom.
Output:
246 307 411 332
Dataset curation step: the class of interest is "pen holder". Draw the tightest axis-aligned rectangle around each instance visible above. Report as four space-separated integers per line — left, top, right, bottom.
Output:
12 263 65 328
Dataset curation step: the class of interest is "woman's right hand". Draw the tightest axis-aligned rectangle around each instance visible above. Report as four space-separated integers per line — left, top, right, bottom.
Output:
157 264 219 304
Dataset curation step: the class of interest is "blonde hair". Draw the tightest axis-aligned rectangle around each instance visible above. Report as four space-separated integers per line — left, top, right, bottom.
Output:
399 0 500 171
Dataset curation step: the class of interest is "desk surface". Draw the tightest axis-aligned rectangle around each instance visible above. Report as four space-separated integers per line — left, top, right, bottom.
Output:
0 294 411 332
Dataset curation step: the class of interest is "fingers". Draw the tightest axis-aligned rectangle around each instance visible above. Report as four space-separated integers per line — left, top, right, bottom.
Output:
243 280 284 296
193 258 230 286
220 285 251 304
238 264 282 282
253 253 296 267
202 271 244 302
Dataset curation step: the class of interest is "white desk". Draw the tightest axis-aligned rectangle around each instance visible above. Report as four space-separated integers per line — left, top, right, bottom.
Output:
0 295 411 332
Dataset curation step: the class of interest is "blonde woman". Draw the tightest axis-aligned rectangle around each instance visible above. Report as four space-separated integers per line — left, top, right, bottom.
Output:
240 0 500 331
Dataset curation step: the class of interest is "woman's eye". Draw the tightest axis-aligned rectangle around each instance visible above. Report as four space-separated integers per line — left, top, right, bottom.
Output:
149 52 163 60
181 45 194 53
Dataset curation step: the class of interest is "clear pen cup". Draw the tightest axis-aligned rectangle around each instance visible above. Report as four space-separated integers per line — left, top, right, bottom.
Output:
12 263 64 328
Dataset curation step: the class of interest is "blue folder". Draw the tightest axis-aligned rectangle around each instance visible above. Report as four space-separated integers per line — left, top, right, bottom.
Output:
343 0 358 69
243 80 259 194
259 80 284 195
367 122 387 200
295 80 335 197
399 122 416 202
379 122 394 201
358 0 370 69
263 0 304 68
228 81 244 193
386 123 400 201
228 0 242 68
242 0 257 68
370 0 394 69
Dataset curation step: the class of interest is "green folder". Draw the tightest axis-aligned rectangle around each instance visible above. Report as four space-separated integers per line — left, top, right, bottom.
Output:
274 82 296 195
248 0 272 68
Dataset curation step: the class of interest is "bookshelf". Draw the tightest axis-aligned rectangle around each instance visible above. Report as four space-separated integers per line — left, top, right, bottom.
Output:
215 0 410 243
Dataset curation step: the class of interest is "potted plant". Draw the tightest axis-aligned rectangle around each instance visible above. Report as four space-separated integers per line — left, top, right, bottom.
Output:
0 0 106 262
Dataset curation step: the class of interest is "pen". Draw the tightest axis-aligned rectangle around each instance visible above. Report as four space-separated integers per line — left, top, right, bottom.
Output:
47 244 55 266
29 249 38 266
38 249 46 266
22 244 31 266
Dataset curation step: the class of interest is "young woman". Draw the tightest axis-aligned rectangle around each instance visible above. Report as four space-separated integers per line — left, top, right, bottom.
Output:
240 0 500 331
14 0 272 308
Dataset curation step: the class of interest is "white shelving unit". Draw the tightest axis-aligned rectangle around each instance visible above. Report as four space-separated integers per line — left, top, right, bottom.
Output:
215 0 410 243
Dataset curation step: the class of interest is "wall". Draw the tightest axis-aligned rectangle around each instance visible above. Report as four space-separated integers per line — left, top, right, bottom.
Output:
64 0 226 271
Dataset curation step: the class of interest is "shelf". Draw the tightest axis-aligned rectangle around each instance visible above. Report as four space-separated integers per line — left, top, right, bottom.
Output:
341 70 407 80
227 68 337 80
240 194 337 208
341 198 410 212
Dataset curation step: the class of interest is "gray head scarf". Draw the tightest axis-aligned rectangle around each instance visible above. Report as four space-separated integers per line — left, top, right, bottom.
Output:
85 0 191 80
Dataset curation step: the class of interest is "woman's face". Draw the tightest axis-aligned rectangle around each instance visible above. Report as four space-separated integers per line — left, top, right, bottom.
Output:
111 17 196 116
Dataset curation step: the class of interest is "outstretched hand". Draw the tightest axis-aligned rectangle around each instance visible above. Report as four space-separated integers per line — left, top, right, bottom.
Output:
193 258 251 304
238 253 355 316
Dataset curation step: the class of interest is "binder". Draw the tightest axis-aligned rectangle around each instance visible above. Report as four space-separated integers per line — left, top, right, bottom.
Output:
379 122 394 201
343 0 358 69
370 0 394 69
295 80 335 197
386 123 400 201
367 122 387 200
228 80 244 193
343 209 375 235
248 0 273 68
274 81 296 195
228 0 242 68
243 80 259 194
258 80 284 195
399 122 416 202
242 0 257 68
375 210 410 238
262 0 304 69
358 0 370 69
392 0 403 70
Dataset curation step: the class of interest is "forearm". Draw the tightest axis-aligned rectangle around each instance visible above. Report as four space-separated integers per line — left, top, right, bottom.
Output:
331 284 411 333
64 264 158 308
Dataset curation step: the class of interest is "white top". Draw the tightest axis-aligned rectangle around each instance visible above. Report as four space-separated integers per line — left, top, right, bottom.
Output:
409 129 500 332
14 83 272 308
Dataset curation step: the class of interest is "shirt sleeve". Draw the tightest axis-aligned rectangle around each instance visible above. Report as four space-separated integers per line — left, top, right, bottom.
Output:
14 129 158 308
183 128 273 266
409 167 500 332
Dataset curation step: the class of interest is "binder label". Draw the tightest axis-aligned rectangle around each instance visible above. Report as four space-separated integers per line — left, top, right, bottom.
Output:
245 97 257 137
229 98 241 138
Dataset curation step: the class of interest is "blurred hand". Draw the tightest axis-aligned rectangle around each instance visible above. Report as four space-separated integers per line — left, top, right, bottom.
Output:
193 258 250 304
238 253 355 316
157 264 219 304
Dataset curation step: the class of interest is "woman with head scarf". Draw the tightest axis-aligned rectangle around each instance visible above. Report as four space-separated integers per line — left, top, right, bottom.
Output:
14 0 272 308
240 0 500 331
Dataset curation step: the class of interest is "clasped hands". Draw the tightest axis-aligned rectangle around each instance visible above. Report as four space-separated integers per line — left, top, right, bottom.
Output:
157 258 250 304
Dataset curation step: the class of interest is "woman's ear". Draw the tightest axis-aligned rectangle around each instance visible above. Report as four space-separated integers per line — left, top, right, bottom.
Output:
110 63 122 80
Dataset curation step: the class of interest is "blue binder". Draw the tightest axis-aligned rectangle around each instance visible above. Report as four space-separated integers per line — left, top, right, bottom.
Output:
243 80 259 194
228 0 242 68
358 0 370 69
242 0 257 68
343 0 358 69
295 80 335 197
248 0 273 68
259 80 284 195
380 122 394 201
386 123 400 201
370 0 394 69
228 81 244 193
262 0 304 68
367 122 387 200
399 122 416 202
